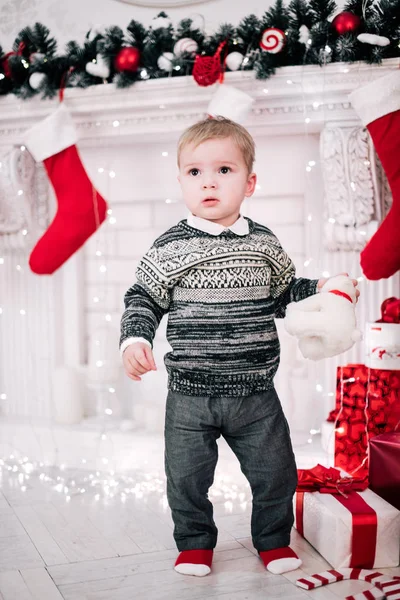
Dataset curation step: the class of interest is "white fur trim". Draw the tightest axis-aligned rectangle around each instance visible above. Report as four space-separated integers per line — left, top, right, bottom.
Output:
349 70 400 126
24 102 78 162
207 84 254 123
267 557 302 575
174 563 211 576
120 337 152 357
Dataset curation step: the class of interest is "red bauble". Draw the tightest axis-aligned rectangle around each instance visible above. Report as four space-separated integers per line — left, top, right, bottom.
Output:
114 47 140 73
332 11 361 35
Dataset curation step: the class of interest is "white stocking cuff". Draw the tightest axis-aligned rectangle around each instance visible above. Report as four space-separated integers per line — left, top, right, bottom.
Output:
24 102 78 162
349 70 400 126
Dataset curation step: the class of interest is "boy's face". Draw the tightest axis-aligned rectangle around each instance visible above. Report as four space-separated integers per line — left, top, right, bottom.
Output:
178 137 256 227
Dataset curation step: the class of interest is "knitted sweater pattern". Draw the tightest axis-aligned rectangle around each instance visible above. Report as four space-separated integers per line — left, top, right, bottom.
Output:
120 217 318 397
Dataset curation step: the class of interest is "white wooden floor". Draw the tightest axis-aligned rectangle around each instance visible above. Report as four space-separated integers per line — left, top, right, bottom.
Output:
0 434 399 600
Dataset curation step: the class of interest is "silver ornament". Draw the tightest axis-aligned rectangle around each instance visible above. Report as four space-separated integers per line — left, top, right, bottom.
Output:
29 72 47 90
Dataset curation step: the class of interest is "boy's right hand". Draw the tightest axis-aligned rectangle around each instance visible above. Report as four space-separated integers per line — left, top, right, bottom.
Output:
122 342 157 381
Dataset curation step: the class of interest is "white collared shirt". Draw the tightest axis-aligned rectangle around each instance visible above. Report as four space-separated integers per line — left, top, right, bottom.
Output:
186 212 249 236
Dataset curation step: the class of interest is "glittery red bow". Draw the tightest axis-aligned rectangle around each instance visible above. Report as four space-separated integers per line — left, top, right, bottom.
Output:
296 464 368 495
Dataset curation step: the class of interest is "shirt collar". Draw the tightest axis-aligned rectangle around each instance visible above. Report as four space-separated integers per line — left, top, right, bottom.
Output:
186 212 249 236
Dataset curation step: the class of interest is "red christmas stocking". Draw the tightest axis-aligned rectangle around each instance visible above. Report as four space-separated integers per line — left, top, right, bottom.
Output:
24 103 107 274
350 70 400 281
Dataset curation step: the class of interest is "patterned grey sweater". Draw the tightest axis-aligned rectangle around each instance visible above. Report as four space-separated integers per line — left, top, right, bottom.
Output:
120 217 318 397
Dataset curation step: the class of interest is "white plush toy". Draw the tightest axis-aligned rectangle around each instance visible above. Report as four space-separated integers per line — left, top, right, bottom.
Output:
284 275 362 361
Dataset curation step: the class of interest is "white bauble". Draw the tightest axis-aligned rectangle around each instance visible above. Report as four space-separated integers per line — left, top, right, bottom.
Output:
173 37 198 57
299 24 311 45
226 52 244 71
151 15 172 30
157 51 174 72
85 54 110 79
29 72 47 90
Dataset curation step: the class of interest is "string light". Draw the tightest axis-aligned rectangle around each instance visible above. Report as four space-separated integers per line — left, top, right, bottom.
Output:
112 120 120 127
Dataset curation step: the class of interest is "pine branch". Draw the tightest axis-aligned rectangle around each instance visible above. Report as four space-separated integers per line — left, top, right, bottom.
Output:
261 0 290 30
308 0 337 23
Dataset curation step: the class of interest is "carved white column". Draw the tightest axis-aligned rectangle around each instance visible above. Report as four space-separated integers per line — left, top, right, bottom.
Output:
317 122 400 422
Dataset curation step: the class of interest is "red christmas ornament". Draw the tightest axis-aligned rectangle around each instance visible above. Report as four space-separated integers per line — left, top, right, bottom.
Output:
332 11 361 36
114 46 140 73
192 41 227 87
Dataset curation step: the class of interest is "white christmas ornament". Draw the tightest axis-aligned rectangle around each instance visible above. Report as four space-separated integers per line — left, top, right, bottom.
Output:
207 85 254 124
173 37 198 57
226 52 244 71
299 24 311 45
157 51 174 72
357 33 390 47
29 72 47 90
151 15 172 30
85 54 110 79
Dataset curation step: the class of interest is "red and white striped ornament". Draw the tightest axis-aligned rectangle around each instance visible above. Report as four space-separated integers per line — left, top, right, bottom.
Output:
296 568 400 600
173 37 198 57
259 28 286 54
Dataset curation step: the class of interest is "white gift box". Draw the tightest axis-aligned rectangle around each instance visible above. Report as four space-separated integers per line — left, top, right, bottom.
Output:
294 487 400 568
365 322 400 370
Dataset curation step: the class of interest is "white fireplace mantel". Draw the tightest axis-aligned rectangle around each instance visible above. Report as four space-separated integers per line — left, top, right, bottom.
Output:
1 58 399 432
0 58 398 145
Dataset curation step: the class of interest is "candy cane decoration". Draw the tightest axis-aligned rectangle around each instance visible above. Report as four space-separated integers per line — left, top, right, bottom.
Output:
296 569 400 600
259 28 286 54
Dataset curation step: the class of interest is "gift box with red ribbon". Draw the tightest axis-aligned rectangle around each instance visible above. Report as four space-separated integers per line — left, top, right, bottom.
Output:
294 465 400 568
369 432 400 511
365 297 400 370
327 364 400 476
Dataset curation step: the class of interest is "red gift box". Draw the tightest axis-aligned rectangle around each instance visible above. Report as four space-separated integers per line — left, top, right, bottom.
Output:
369 432 400 511
328 364 400 476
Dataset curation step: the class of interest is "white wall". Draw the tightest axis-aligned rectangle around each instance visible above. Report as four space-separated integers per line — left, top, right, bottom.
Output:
0 0 347 49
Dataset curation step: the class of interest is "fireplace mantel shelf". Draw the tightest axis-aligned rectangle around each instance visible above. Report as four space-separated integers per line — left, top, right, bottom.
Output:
0 58 398 144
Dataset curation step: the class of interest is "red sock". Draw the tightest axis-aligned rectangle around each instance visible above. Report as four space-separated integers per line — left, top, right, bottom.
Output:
24 103 107 275
259 547 302 574
350 71 400 281
174 549 213 577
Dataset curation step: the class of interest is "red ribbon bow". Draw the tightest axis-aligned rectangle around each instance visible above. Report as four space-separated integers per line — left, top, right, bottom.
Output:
1 42 26 78
376 297 400 324
297 464 368 495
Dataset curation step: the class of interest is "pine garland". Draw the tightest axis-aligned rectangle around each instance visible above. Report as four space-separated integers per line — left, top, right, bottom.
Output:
0 0 399 100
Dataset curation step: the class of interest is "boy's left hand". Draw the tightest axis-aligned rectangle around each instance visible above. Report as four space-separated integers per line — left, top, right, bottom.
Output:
317 272 360 303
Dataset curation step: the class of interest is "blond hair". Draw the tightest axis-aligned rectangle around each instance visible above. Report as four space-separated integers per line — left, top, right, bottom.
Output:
177 117 255 173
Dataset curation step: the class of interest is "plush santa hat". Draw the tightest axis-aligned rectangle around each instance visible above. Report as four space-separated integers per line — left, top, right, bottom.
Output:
207 84 254 123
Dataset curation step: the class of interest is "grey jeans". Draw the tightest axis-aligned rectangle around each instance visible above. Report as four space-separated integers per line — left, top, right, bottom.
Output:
164 387 298 552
